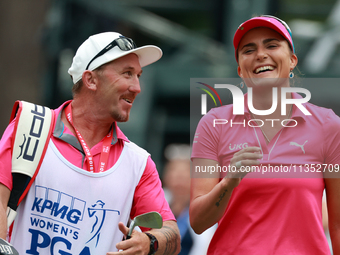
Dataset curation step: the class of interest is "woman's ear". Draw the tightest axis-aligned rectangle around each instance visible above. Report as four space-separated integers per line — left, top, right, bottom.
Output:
290 54 298 70
237 66 242 78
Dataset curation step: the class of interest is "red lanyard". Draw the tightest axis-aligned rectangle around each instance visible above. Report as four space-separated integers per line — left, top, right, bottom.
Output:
65 103 113 173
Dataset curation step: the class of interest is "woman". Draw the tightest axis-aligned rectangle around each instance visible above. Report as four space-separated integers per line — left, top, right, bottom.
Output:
190 16 340 254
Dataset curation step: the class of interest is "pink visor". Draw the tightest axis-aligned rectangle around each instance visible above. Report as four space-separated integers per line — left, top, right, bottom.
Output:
233 16 295 62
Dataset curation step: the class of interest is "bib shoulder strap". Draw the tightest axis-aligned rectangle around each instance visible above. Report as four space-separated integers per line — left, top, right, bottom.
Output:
7 101 55 227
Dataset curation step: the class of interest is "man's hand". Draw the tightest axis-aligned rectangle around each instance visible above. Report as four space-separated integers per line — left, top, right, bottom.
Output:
107 220 180 255
107 222 150 255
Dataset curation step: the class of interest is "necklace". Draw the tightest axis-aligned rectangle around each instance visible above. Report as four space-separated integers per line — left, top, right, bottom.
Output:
65 103 113 173
250 105 293 143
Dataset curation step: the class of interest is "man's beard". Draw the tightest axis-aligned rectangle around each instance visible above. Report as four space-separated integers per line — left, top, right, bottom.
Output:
112 111 129 122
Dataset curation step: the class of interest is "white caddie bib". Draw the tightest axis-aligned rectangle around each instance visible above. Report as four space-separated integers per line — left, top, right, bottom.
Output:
10 140 149 255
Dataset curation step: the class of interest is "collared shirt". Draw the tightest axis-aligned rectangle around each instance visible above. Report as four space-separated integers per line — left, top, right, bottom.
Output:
0 101 175 223
52 100 129 171
191 92 340 254
193 93 340 172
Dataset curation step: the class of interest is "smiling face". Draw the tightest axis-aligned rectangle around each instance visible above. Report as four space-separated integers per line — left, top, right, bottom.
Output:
237 27 297 87
94 53 142 122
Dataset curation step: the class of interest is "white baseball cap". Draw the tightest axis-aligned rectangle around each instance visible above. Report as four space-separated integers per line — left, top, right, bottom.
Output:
68 32 163 84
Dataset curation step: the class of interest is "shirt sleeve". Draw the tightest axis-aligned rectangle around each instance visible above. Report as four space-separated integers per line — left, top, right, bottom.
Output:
323 110 340 166
0 120 15 190
130 156 175 230
191 109 220 162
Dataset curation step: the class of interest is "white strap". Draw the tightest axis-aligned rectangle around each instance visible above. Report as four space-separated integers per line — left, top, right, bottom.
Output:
11 101 53 176
8 101 53 228
6 208 17 228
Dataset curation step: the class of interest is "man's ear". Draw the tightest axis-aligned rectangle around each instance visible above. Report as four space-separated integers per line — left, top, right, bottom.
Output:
82 70 98 91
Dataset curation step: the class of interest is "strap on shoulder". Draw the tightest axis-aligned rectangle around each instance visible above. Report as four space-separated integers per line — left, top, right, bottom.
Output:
7 101 55 228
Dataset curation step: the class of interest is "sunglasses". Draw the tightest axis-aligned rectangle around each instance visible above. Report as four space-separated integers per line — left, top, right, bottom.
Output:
260 15 295 53
85 37 137 70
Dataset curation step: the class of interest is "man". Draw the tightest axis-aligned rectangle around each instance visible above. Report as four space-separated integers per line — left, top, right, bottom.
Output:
0 32 180 255
162 151 216 255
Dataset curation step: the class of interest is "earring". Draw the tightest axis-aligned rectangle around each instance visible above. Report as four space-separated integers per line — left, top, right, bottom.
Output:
240 81 244 88
289 71 294 78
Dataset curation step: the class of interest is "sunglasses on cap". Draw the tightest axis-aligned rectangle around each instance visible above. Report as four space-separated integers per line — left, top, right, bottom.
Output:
260 15 295 53
85 37 137 70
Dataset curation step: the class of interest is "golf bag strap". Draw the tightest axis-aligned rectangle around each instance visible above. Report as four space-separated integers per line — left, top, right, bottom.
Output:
7 101 55 228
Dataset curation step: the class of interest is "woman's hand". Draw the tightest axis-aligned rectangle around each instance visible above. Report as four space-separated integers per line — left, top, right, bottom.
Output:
223 146 262 188
190 148 262 234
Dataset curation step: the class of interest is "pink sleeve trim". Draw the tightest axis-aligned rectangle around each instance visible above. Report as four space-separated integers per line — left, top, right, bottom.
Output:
131 157 175 223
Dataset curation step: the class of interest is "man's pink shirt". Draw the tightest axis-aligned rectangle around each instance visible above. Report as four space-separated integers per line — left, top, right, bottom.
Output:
0 101 175 223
